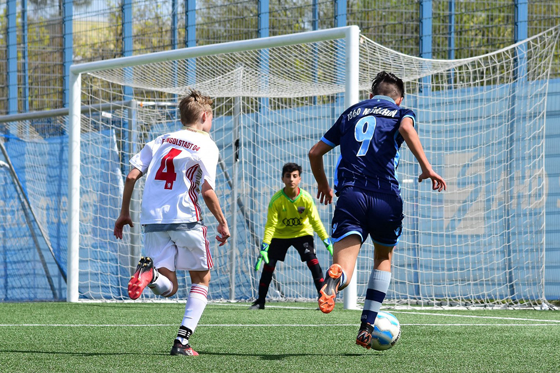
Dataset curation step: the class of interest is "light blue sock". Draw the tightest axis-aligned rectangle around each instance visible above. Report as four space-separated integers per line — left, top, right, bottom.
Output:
361 269 391 324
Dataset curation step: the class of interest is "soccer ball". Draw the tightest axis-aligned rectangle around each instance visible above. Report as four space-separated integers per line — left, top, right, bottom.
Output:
370 311 401 351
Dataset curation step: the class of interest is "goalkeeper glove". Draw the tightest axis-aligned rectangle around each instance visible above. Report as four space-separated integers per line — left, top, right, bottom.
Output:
254 242 270 271
323 237 334 256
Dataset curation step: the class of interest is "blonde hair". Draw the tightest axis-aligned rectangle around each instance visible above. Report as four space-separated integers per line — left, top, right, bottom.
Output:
179 90 213 125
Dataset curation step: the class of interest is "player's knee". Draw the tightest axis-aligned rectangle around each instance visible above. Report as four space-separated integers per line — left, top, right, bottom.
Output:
373 245 393 261
163 286 178 297
189 270 211 286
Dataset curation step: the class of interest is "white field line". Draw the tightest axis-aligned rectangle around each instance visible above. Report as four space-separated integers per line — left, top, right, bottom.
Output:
210 304 560 324
211 303 560 324
1 323 560 327
392 311 560 323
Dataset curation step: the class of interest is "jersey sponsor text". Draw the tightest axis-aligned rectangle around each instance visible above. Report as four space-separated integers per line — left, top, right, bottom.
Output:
164 137 201 151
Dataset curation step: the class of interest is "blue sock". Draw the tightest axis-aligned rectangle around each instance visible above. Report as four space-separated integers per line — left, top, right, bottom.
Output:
361 269 391 325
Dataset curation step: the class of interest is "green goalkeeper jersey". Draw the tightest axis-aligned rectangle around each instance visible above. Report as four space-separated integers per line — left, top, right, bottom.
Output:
263 188 328 244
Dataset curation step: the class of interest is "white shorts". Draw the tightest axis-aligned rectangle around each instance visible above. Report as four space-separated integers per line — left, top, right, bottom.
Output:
144 225 213 271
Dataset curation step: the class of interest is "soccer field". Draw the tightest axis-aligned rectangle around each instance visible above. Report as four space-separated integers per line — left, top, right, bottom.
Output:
1 302 559 372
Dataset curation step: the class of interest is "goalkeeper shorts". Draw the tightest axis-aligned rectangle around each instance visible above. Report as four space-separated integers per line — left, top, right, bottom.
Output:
268 235 316 262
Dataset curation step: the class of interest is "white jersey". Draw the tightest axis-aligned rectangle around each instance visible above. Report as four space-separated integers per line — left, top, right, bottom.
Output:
130 128 219 225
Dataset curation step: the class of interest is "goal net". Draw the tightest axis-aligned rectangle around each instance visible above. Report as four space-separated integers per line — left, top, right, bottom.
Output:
61 26 557 308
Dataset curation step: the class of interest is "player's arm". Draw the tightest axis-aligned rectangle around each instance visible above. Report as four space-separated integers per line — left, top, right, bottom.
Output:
255 199 279 270
262 199 279 245
201 180 230 246
398 117 447 192
114 167 143 239
308 140 335 205
307 199 333 256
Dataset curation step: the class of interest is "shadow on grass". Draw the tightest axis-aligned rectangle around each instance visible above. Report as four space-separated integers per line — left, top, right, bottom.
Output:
1 349 164 357
83 303 182 308
198 351 366 359
1 349 367 358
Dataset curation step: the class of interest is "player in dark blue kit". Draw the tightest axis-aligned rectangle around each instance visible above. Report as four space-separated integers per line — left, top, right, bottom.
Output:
308 71 446 349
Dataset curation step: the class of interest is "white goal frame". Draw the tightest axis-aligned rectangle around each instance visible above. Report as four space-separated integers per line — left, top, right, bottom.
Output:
67 26 361 304
66 25 557 309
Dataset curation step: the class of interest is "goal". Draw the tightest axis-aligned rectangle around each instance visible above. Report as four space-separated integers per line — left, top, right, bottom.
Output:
64 25 557 308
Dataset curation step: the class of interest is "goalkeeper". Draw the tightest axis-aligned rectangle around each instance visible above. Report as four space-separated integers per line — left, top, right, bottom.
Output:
251 162 333 310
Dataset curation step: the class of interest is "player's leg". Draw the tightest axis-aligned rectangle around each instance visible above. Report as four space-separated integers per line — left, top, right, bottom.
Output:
356 192 402 349
319 187 367 313
251 258 278 309
129 232 177 300
318 235 361 313
294 236 325 295
148 266 177 296
356 242 394 349
169 225 211 356
332 235 362 288
171 269 210 356
251 238 288 309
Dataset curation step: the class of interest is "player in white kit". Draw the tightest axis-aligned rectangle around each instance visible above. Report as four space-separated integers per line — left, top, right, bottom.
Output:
114 90 230 356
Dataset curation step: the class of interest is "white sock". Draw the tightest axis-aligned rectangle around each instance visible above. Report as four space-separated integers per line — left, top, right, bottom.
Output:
178 284 208 343
147 270 173 296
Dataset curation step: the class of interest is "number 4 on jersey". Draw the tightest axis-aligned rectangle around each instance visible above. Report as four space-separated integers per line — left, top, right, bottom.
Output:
155 148 182 189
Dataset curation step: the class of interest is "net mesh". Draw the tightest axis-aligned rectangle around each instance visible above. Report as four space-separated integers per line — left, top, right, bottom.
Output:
2 27 557 307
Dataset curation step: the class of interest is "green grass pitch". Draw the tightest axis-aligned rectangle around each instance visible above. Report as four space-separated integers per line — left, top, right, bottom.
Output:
1 302 559 372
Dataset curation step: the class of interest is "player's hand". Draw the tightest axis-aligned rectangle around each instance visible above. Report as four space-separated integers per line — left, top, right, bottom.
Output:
216 223 230 246
323 238 334 256
316 183 334 205
254 242 270 271
114 214 133 239
418 169 447 192
259 242 270 264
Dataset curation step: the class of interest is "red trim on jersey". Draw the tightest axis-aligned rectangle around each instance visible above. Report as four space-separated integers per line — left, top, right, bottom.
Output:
186 164 201 221
202 226 213 269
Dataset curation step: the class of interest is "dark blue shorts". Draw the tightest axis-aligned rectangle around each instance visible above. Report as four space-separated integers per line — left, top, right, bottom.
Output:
331 187 404 246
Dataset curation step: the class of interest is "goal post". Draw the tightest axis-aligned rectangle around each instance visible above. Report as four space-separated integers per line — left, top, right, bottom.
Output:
64 25 558 309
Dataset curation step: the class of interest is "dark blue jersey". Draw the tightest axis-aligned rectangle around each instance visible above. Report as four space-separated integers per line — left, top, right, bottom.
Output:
321 95 416 195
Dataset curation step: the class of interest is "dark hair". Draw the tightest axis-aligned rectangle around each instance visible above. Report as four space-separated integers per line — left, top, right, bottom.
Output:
371 71 405 100
179 90 213 125
282 162 302 177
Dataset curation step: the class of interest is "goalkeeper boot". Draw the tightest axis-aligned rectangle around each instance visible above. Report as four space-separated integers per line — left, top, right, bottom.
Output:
356 322 374 349
318 264 343 313
249 300 265 310
128 256 154 300
170 339 199 356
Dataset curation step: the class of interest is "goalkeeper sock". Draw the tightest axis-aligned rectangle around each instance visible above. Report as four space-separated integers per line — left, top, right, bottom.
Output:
147 269 173 296
306 258 325 293
257 263 275 302
180 284 208 338
361 269 391 325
